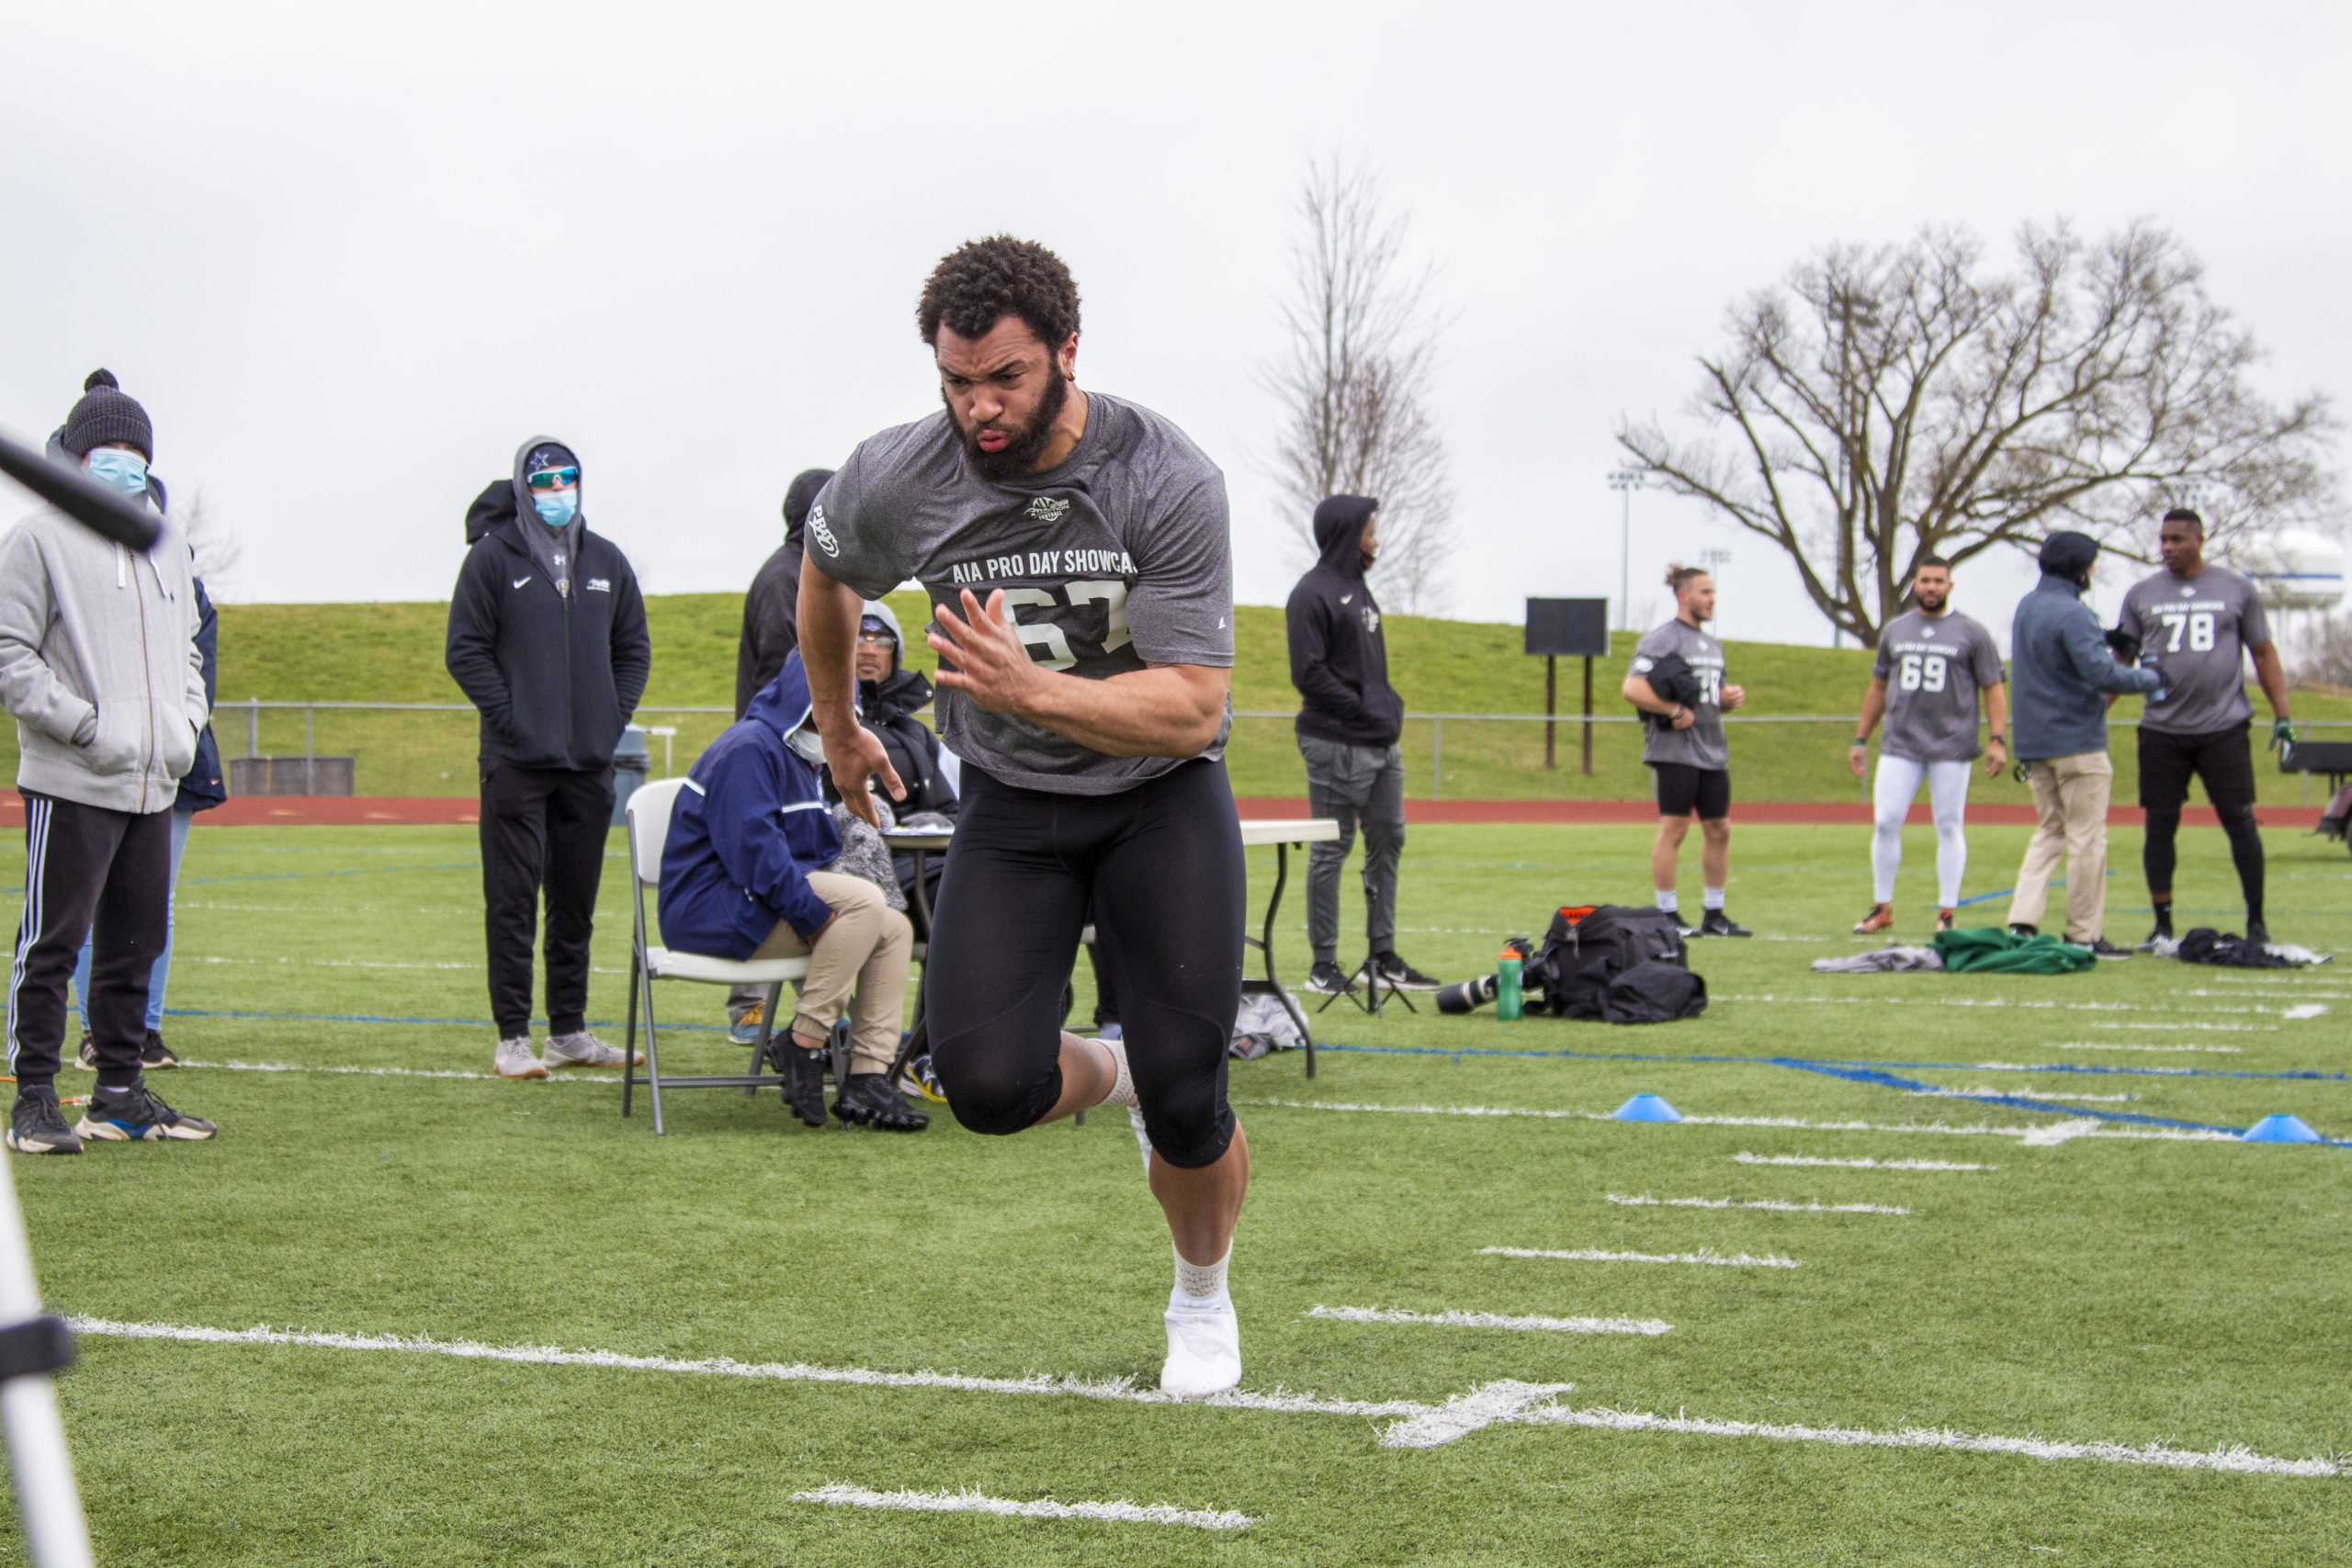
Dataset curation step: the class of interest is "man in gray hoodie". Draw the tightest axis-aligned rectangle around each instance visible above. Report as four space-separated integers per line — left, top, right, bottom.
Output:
0 370 217 1154
2003 530 2164 953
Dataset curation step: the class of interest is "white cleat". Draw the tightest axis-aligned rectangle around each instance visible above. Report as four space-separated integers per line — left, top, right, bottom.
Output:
1159 1302 1242 1398
494 1037 547 1079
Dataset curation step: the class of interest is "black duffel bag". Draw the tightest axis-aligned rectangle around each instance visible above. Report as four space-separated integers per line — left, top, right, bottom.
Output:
1532 905 1701 1021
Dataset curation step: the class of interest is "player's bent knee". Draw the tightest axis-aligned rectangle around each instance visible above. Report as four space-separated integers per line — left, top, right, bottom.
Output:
1140 1102 1238 1170
932 1037 1060 1137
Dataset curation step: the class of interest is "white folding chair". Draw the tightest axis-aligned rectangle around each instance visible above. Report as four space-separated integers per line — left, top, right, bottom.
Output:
622 777 812 1134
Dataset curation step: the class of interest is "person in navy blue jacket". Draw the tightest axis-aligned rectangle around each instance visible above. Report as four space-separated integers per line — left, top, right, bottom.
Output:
660 651 924 1132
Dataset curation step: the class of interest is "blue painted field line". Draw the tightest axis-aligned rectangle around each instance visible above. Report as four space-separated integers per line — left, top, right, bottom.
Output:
1953 870 2111 908
3 860 483 896
1309 1041 2344 1083
163 1006 729 1035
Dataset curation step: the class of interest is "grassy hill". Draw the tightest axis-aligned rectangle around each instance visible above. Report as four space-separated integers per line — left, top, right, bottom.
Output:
10 595 2347 804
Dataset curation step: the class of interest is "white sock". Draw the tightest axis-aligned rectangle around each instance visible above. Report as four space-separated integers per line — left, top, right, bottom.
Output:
1170 1244 1231 1314
1656 889 1679 914
1703 886 1726 911
1097 1035 1137 1111
1128 1108 1154 1173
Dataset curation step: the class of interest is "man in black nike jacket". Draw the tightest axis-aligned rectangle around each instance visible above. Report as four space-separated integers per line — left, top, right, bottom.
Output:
1284 495 1439 995
447 436 651 1078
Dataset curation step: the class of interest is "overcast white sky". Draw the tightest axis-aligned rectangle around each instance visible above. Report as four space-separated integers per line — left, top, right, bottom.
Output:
5 0 2346 649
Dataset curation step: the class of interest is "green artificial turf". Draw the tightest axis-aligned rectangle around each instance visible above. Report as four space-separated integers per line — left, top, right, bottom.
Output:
11 593 2347 803
3 817 2348 1564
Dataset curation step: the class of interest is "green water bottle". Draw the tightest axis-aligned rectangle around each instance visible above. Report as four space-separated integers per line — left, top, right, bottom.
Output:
1496 951 1524 1021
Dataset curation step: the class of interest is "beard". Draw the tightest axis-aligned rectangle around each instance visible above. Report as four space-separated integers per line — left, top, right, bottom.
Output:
948 368 1070 481
1915 591 1947 613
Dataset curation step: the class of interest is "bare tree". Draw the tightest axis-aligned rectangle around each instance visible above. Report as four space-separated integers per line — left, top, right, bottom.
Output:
1618 222 2341 646
1261 154 1457 614
175 486 243 592
2294 610 2352 689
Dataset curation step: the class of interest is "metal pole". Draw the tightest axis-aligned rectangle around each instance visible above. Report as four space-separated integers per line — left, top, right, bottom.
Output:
1544 656 1557 770
1620 487 1630 634
0 1151 97 1567
1430 716 1442 802
1581 656 1595 776
246 699 258 759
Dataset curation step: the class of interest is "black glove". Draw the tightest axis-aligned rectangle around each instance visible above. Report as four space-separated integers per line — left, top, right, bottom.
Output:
2103 626 2139 660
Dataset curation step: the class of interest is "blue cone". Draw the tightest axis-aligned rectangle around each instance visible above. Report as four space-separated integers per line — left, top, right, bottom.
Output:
1613 1093 1683 1122
2241 1113 2322 1144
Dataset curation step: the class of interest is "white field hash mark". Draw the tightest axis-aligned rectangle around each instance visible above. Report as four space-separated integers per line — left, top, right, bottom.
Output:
793 1483 1254 1533
1233 1099 2240 1144
1734 1153 1992 1172
1719 994 2324 1021
66 1319 2339 1477
1480 1246 1801 1269
1307 1305 1675 1337
1608 1193 1910 1216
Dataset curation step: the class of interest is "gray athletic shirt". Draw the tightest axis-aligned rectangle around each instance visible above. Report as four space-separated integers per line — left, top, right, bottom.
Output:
810 393 1234 795
1632 619 1728 770
2117 567 2270 736
1871 608 2004 762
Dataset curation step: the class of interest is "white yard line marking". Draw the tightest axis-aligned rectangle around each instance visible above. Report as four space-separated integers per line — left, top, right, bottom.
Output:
1911 1086 2140 1103
2185 988 2350 1001
58 1316 2343 1477
185 954 632 976
1479 1246 1800 1269
2021 1119 2103 1147
1607 1193 1909 1216
2048 1042 2243 1055
1733 1154 1993 1172
1233 1098 2234 1144
793 1483 1254 1533
63 1316 1554 1448
183 1058 622 1084
1307 1305 1674 1337
1506 1404 2341 1478
1720 994 2320 1020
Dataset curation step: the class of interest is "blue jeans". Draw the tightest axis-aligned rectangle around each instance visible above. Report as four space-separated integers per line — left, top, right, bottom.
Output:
73 805 195 1035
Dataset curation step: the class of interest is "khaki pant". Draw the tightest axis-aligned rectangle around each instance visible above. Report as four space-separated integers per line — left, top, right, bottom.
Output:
2007 752 2113 942
751 872 911 1073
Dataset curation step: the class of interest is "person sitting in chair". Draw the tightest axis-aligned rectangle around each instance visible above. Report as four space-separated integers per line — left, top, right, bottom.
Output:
657 650 926 1132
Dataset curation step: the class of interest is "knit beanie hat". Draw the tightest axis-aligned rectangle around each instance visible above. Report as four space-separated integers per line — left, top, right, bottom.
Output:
783 468 835 540
61 369 153 461
2037 530 2099 581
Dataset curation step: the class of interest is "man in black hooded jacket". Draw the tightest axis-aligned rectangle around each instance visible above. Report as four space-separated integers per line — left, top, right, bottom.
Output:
735 468 834 719
447 437 652 1078
1284 495 1439 994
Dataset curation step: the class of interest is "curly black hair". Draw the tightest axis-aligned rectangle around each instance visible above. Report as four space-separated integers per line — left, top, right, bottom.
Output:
917 235 1081 349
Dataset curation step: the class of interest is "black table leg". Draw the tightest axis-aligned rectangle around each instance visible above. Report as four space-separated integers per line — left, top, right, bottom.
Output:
1244 840 1316 1078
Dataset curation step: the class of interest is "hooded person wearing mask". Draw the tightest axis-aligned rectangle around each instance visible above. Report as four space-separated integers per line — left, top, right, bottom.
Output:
1283 495 1438 995
2003 530 2164 953
661 650 926 1132
735 467 834 719
447 437 652 1078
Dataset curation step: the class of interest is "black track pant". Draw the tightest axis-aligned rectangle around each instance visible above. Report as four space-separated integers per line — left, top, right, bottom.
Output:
2138 724 2264 921
479 764 613 1039
925 759 1245 1169
7 793 169 1090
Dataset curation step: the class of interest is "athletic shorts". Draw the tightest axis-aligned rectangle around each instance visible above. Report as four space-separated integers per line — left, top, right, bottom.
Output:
1652 763 1731 821
2138 723 2256 815
922 758 1244 1168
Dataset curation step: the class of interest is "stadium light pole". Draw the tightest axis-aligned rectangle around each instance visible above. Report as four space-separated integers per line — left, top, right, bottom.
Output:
1608 468 1644 635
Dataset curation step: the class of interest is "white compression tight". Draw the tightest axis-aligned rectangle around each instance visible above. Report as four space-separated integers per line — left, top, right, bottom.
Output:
1872 756 1973 907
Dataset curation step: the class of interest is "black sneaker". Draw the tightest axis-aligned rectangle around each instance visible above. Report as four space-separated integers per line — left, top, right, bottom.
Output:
1371 952 1442 990
1305 961 1356 996
74 1032 96 1071
75 1081 215 1143
2008 922 2038 938
141 1030 179 1070
1699 910 1752 938
833 1073 930 1133
2086 938 2134 960
7 1088 83 1156
765 1039 830 1128
2246 919 2270 950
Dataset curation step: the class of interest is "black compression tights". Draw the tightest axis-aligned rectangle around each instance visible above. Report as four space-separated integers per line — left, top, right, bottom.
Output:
2143 804 2266 922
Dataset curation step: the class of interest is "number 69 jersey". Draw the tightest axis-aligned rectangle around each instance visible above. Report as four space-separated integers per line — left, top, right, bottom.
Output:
809 392 1235 795
2116 567 2269 738
1871 608 2006 762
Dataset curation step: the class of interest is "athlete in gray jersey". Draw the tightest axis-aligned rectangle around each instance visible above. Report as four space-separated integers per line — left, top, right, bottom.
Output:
2112 509 2295 946
1622 567 1750 936
1848 560 2009 934
801 237 1252 1400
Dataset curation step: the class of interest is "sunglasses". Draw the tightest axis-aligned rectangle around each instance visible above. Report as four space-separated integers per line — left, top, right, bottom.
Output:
856 630 895 646
526 467 581 491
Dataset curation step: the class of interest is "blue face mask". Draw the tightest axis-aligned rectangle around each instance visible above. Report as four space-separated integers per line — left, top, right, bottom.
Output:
532 490 579 528
85 449 149 498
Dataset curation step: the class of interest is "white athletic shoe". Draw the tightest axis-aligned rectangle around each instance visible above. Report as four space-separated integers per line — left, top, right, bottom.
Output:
543 1031 643 1068
1160 1302 1241 1398
494 1037 547 1079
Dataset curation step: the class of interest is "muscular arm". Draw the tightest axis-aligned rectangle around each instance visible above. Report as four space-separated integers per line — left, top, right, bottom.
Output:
800 557 904 826
930 588 1227 758
1621 674 1675 716
1855 678 1888 742
1984 681 2009 738
2250 641 2291 720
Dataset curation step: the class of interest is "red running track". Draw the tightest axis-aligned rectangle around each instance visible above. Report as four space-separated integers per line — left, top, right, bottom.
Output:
0 793 2325 829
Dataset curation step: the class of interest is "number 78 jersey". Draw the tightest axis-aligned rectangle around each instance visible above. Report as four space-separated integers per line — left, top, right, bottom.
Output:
2117 567 2268 738
808 393 1236 795
1871 608 2006 762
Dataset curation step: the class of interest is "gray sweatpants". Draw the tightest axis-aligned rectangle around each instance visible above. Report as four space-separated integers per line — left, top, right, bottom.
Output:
1298 733 1406 965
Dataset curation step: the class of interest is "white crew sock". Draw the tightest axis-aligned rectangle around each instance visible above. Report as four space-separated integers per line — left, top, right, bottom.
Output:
1655 889 1679 914
1097 1034 1138 1110
1170 1243 1232 1313
1703 886 1726 911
